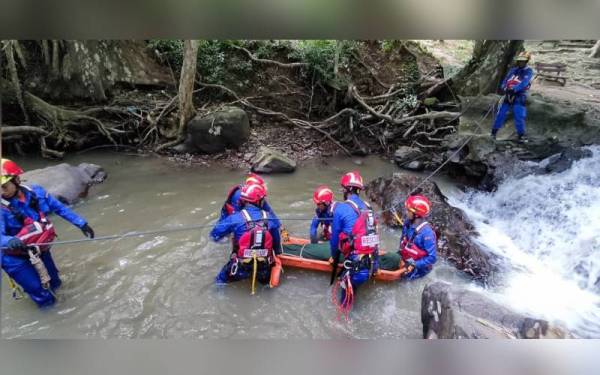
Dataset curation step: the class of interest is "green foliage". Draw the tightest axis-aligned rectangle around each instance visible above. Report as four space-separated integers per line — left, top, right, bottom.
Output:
149 40 255 86
288 40 356 84
148 40 184 71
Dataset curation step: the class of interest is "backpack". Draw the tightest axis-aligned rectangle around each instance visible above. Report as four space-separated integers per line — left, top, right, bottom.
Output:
236 209 274 260
342 200 379 256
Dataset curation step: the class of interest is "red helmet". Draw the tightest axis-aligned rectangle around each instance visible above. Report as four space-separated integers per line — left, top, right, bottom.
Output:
240 183 267 204
405 195 432 218
1 158 24 185
245 173 266 190
340 171 364 190
313 185 334 205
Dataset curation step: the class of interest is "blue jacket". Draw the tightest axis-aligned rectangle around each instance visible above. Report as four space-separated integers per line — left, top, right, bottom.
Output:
400 219 437 279
329 194 365 257
1 184 87 248
310 204 334 243
219 185 276 221
210 204 281 254
500 66 533 96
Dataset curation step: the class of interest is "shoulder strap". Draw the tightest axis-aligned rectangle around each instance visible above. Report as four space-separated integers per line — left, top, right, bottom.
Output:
415 221 430 233
261 210 269 228
241 209 252 225
345 199 360 214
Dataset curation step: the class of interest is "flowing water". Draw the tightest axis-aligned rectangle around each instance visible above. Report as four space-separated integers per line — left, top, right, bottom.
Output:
448 146 600 338
2 153 468 338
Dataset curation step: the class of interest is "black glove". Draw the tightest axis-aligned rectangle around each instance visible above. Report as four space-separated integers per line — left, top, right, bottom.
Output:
7 237 27 251
80 223 95 239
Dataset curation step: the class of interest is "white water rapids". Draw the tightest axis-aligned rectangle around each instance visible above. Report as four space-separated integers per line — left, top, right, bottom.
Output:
448 146 600 338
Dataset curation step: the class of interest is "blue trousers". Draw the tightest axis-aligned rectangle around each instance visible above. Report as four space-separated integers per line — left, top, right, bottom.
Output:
492 100 527 136
215 259 271 285
2 250 61 308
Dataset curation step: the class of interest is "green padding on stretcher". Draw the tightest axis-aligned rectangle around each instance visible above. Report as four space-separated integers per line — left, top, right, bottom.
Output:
282 243 401 271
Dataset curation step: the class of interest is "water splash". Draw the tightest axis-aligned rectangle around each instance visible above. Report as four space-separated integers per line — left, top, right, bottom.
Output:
449 146 600 337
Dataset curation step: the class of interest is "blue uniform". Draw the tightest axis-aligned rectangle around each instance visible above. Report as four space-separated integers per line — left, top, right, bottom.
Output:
400 220 437 280
219 185 276 221
309 204 333 243
330 194 379 289
210 204 281 284
492 66 534 136
1 185 88 307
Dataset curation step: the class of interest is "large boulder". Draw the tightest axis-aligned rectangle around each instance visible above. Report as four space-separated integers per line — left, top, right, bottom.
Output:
251 146 296 174
422 281 572 339
365 174 502 284
177 106 250 154
21 163 106 204
442 93 600 188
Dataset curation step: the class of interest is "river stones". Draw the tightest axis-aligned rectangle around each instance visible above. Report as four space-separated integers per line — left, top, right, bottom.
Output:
421 281 572 339
365 173 502 284
251 146 296 174
177 106 250 154
21 163 106 204
393 146 425 171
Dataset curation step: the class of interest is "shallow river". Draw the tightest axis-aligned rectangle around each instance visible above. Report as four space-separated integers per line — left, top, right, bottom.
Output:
2 153 469 338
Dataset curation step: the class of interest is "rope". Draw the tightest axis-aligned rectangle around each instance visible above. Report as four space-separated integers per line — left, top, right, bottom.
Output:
8 277 24 300
0 96 499 252
251 253 258 295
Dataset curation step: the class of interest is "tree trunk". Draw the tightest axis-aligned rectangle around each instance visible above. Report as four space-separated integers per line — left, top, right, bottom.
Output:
450 40 523 96
155 40 199 151
591 40 600 58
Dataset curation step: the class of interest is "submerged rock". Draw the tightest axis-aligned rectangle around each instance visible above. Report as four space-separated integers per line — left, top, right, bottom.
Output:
422 281 572 339
542 147 593 173
251 146 296 173
365 174 502 283
177 106 250 154
21 163 106 204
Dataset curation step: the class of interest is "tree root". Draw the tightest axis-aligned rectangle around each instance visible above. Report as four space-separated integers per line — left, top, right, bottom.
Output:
231 45 309 69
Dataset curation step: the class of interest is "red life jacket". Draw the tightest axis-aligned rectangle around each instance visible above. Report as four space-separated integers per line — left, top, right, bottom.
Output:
339 200 379 256
1 186 56 253
399 221 433 261
506 74 531 92
223 185 242 216
236 209 274 260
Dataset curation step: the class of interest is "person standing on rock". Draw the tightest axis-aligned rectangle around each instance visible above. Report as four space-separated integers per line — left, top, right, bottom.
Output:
219 173 276 220
329 171 380 317
398 195 437 280
491 51 534 143
210 184 281 291
1 159 95 308
310 185 336 244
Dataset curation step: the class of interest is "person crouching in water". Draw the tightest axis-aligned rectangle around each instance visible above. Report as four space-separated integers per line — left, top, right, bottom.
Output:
1 159 95 308
210 184 281 292
329 171 379 318
398 195 437 280
219 173 276 220
310 185 335 244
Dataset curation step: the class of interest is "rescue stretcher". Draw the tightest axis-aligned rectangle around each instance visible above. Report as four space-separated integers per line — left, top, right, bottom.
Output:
280 236 407 281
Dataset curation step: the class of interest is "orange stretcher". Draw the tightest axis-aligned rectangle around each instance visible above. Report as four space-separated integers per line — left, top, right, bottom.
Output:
279 237 406 282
